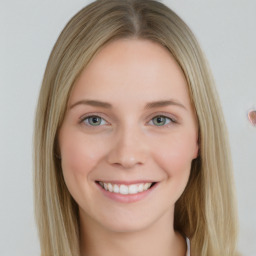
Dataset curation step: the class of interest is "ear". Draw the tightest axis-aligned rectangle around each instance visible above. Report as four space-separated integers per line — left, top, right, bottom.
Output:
193 130 200 159
54 137 61 159
193 143 199 159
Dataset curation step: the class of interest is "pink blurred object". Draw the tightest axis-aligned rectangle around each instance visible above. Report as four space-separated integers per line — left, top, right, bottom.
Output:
248 110 256 126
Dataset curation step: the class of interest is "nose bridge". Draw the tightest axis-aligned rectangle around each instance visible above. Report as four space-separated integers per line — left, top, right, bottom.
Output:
107 123 148 169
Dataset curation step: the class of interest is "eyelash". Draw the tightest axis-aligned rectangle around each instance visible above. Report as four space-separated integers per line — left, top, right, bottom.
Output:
79 112 177 129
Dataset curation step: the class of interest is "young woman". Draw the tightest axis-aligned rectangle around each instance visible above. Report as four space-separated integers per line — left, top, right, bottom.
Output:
34 0 239 255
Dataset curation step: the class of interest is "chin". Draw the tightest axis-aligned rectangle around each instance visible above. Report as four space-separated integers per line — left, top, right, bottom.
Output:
99 217 155 234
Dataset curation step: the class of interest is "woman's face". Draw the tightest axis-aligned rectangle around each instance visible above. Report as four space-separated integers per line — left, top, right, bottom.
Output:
58 39 198 233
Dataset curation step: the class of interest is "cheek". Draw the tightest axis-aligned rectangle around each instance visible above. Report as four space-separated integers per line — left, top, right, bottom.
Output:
152 132 197 177
152 133 197 203
59 130 107 197
59 130 110 210
60 133 102 174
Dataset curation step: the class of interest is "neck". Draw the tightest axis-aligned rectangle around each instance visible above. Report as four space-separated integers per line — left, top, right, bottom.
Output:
79 209 186 256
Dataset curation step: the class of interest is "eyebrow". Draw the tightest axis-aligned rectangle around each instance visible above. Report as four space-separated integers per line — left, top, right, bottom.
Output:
70 99 187 111
70 100 112 109
145 100 187 110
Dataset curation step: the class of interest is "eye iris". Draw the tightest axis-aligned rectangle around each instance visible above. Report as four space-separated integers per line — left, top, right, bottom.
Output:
153 116 166 126
88 116 101 126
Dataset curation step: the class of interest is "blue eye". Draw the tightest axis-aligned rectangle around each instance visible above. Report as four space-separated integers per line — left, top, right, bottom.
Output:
82 115 107 126
150 115 173 126
81 114 175 128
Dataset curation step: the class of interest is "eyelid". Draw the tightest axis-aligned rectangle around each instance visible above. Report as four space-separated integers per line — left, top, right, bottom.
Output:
147 111 177 123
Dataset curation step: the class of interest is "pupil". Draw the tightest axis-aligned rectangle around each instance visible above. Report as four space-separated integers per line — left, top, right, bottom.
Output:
155 116 165 125
157 117 162 122
90 116 100 125
92 117 98 123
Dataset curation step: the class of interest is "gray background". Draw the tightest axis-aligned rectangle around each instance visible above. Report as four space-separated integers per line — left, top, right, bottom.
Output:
0 0 255 255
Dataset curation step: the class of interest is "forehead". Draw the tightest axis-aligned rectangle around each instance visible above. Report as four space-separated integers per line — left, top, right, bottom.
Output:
68 38 191 108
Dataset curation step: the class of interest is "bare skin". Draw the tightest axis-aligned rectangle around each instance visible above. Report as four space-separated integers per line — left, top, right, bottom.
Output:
59 38 198 256
79 208 186 256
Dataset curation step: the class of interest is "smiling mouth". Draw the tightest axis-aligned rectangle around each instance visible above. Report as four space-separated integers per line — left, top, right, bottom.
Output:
96 181 156 195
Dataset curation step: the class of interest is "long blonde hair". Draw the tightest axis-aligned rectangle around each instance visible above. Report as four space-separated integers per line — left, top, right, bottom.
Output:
34 0 239 255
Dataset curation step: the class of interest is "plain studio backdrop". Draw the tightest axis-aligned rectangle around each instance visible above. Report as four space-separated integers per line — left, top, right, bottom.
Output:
0 0 255 255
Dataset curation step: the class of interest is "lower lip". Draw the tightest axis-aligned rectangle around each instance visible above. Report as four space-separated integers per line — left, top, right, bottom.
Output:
96 182 158 203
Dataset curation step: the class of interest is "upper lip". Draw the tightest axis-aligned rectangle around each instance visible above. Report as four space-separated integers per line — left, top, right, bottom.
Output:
96 180 157 185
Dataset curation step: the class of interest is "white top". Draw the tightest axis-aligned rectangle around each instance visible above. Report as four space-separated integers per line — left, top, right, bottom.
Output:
186 237 190 256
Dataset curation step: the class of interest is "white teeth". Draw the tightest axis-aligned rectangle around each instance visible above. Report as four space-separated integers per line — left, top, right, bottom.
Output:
138 184 144 192
120 184 129 194
107 183 113 192
129 184 138 194
98 182 153 194
113 184 119 193
144 183 151 190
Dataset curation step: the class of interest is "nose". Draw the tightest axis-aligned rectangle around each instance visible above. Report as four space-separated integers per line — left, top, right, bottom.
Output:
107 127 148 169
